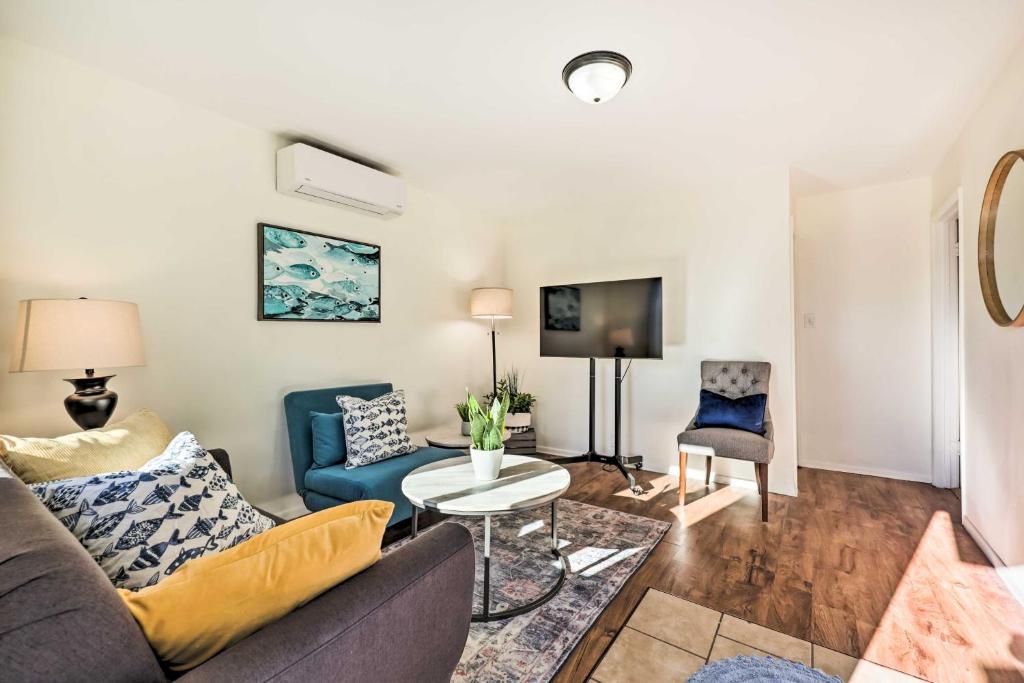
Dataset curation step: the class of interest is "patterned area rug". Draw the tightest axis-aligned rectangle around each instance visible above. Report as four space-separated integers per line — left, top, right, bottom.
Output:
385 499 669 682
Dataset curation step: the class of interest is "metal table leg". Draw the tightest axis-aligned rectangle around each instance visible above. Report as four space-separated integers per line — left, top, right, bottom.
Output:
472 500 568 623
411 504 419 539
482 514 491 620
551 499 557 551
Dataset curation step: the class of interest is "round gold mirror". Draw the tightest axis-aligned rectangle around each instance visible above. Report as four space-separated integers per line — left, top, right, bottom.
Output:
979 149 1024 327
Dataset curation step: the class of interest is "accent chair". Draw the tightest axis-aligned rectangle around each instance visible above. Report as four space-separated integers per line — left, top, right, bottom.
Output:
677 360 774 521
283 383 464 527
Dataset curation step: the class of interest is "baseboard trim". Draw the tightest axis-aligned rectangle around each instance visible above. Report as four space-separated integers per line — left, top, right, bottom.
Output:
536 445 580 458
670 466 758 491
538 446 775 494
964 515 1003 566
964 515 1024 607
798 459 931 483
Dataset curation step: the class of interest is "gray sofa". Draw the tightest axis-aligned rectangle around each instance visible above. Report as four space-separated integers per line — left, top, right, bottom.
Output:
0 450 475 682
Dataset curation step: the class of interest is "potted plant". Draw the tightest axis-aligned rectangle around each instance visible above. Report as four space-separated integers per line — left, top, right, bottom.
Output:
455 401 471 436
466 391 509 480
488 368 536 430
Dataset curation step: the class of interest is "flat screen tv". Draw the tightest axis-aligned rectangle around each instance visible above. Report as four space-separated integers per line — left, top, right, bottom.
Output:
539 277 663 359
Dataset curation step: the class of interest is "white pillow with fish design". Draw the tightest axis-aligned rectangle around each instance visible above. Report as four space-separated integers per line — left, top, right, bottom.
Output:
31 431 274 590
336 390 418 468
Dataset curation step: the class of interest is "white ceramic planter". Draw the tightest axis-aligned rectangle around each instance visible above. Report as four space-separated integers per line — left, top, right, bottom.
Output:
504 412 532 429
470 446 505 481
461 421 471 436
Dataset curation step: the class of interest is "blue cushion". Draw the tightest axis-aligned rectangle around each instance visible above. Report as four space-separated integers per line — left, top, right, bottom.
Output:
310 411 346 467
304 446 463 525
694 389 767 435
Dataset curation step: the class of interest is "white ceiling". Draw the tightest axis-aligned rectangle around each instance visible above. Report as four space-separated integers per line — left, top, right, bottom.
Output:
3 1 1023 217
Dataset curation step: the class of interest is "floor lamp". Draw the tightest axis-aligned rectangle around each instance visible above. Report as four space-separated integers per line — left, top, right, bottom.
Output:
470 288 513 397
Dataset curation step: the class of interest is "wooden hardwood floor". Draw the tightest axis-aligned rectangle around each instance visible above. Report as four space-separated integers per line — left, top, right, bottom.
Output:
546 461 1024 683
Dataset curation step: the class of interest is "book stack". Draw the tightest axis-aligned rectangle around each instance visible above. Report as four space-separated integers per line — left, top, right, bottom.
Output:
504 427 537 454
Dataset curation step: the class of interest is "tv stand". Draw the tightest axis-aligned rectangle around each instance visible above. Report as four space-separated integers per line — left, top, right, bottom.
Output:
552 357 644 496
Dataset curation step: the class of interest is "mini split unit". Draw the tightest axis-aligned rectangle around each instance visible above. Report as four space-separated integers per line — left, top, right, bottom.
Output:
276 143 406 217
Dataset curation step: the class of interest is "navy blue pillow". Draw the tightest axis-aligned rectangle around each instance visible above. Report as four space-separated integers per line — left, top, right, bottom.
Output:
694 389 767 435
310 411 346 467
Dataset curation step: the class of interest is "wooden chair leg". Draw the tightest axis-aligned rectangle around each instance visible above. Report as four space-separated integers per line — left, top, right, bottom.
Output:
705 456 712 486
755 462 768 522
678 451 688 504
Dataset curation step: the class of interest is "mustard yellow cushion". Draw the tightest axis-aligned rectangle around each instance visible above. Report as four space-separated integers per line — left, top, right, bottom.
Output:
118 499 394 671
0 409 172 483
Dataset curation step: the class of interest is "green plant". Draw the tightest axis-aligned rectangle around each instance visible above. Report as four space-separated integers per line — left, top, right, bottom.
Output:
509 392 536 414
467 391 509 451
486 367 537 413
455 402 470 422
500 367 522 397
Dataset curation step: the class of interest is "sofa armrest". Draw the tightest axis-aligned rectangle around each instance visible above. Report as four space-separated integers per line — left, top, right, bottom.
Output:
180 523 475 683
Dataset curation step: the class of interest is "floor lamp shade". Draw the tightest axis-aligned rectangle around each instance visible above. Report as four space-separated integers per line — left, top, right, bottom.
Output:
10 299 145 429
470 288 512 398
470 288 513 319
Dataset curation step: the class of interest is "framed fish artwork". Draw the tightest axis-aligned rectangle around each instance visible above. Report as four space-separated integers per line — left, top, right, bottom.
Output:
257 223 381 322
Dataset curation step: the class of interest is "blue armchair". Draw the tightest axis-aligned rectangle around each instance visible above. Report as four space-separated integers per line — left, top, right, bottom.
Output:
284 383 463 526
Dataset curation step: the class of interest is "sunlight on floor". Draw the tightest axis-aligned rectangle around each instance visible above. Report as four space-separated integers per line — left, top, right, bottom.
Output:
613 474 677 501
862 510 1024 681
668 485 748 528
580 547 643 577
560 546 617 572
554 545 643 576
517 519 544 537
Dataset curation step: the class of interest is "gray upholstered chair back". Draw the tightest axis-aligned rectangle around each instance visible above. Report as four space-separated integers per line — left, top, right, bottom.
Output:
700 360 771 399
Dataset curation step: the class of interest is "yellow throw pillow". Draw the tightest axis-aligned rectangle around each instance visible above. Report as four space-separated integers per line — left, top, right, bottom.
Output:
0 409 172 483
119 499 394 671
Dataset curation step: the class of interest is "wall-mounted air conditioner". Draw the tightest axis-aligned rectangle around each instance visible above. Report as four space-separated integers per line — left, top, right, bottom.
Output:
276 143 405 217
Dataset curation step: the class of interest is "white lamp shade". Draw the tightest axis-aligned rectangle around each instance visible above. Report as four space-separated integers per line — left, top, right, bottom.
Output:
10 299 145 373
470 288 513 319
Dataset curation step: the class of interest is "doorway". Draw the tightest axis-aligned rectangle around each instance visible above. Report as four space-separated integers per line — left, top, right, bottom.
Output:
931 191 963 490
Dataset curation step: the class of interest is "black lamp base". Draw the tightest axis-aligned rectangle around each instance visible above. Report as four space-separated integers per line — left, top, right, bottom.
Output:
63 373 118 430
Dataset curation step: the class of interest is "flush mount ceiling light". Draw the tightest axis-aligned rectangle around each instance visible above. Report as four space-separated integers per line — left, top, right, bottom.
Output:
562 51 632 104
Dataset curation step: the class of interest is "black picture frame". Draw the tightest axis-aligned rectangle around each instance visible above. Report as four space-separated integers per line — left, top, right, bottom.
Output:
257 222 382 322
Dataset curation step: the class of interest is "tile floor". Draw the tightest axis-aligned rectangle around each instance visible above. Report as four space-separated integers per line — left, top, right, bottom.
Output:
590 589 925 683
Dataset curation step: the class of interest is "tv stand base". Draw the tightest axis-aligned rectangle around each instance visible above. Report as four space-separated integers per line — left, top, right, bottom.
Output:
552 451 644 496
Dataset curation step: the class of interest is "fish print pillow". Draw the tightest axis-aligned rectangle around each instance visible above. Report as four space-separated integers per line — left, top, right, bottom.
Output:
336 390 417 469
31 431 274 590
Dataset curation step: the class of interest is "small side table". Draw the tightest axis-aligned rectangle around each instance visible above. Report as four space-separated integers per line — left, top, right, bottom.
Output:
414 425 510 452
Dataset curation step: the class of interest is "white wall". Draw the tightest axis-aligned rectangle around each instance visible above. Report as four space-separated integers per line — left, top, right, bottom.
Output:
499 172 799 496
931 38 1024 575
0 39 802 507
793 179 933 482
0 39 501 513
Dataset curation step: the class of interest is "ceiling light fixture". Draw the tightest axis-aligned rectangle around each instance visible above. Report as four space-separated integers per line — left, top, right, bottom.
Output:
562 51 632 104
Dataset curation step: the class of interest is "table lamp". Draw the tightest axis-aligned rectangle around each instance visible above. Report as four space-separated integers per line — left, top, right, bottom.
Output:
9 298 145 429
470 288 513 397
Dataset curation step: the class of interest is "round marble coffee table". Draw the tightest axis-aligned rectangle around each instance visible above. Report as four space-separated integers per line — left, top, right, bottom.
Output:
401 454 571 622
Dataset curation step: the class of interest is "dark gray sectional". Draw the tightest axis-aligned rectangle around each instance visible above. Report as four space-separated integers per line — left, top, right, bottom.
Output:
0 454 474 682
